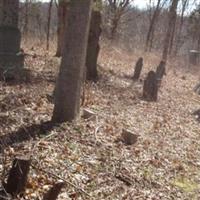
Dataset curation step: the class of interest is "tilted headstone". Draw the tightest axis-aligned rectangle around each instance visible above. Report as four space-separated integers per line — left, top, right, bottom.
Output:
194 82 200 95
143 71 158 101
156 60 166 87
132 57 143 80
0 0 24 80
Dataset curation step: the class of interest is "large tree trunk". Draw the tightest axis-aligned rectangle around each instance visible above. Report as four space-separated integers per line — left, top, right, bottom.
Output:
52 0 92 123
0 0 24 80
162 0 179 62
86 10 102 82
55 0 69 57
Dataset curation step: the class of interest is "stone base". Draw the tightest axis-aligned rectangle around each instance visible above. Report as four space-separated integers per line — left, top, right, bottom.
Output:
0 53 24 80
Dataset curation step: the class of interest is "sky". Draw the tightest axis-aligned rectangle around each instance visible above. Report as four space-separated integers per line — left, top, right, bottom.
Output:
24 0 148 9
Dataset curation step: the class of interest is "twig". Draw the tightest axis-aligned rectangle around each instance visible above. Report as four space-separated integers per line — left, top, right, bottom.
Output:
31 163 92 198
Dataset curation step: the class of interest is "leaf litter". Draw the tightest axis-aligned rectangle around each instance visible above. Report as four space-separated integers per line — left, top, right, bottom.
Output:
0 43 200 199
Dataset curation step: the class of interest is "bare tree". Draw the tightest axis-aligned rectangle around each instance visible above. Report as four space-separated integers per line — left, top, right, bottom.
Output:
46 0 53 50
106 0 132 39
174 0 189 55
52 0 92 123
162 0 179 61
145 0 162 51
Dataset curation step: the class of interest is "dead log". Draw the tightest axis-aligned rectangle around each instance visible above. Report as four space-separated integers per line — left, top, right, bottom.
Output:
143 71 158 101
4 156 31 196
132 57 143 80
43 182 65 200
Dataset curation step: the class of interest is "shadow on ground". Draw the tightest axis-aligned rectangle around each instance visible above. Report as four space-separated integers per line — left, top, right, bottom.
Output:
0 121 55 152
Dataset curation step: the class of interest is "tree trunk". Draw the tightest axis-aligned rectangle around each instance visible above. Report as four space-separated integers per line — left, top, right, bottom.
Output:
55 0 69 57
46 0 53 50
52 0 92 123
86 10 102 82
162 0 179 62
0 0 24 80
145 0 161 52
174 0 188 55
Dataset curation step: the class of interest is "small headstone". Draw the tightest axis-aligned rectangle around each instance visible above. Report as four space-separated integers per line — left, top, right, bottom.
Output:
143 71 158 101
156 60 166 87
189 50 200 65
192 109 200 122
121 129 139 145
132 57 143 80
82 108 95 119
194 82 200 95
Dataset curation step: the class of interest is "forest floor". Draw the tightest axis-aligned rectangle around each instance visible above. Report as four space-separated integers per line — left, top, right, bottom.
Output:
0 41 200 200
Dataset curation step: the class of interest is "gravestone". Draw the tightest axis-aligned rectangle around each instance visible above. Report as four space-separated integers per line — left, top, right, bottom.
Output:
189 50 200 66
0 0 24 80
143 71 158 101
194 82 200 95
132 57 143 80
156 60 166 87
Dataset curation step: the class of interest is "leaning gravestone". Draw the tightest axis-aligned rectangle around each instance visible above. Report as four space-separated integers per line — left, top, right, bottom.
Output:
0 0 24 80
132 57 143 80
143 71 158 101
156 60 166 87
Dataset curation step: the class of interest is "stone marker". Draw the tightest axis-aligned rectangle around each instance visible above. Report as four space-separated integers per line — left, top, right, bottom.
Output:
143 71 158 101
0 0 24 80
194 82 200 95
82 108 96 119
189 50 200 65
156 60 166 87
5 156 31 196
121 129 139 145
132 57 143 80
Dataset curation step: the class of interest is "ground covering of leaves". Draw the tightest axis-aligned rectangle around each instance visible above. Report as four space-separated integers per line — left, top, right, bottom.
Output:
0 41 200 200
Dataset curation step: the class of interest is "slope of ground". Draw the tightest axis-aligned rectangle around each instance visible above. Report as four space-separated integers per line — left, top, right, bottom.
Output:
0 42 200 200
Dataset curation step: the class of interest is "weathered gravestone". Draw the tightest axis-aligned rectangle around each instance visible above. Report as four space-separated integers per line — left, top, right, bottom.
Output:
194 82 200 95
143 71 158 101
0 0 24 80
132 57 143 80
189 50 200 66
156 60 166 87
86 10 102 82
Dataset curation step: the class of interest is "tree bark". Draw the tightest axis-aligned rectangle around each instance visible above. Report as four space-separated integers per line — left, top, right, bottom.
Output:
52 0 92 123
46 0 53 50
55 0 69 57
162 0 179 62
174 0 188 55
145 0 162 52
86 10 102 82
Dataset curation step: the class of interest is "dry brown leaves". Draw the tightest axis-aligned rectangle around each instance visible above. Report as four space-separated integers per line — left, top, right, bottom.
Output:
0 41 200 199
